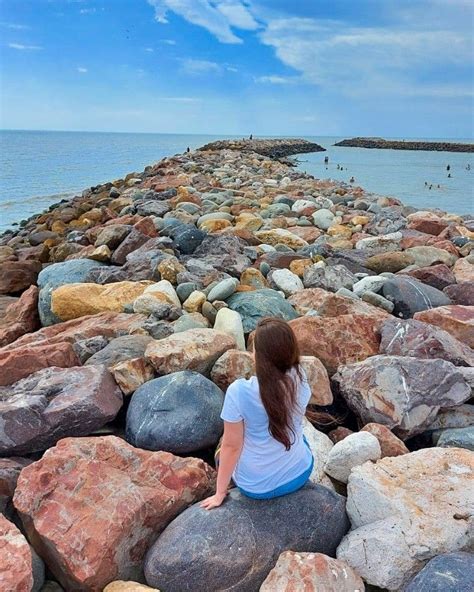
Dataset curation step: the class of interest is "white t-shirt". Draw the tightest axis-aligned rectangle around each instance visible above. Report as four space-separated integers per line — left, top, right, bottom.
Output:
220 366 313 494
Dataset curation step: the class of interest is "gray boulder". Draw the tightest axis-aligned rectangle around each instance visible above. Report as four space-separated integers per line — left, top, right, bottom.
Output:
436 426 474 451
227 289 298 333
381 277 451 318
85 335 153 367
303 264 357 292
0 365 122 455
126 371 224 454
37 259 106 326
333 355 471 439
404 552 474 592
144 484 349 592
170 224 206 254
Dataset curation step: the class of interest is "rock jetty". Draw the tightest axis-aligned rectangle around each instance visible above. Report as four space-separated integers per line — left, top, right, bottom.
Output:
199 137 326 158
334 137 474 152
0 140 473 591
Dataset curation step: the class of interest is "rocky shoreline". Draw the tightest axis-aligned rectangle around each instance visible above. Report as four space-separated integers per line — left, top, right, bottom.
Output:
335 137 474 152
0 140 473 591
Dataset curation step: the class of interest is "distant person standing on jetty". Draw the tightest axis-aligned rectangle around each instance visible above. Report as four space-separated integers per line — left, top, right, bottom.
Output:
447 164 451 171
249 134 253 140
201 318 330 510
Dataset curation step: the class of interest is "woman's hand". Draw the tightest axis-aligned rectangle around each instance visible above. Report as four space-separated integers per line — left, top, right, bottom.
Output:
200 491 227 510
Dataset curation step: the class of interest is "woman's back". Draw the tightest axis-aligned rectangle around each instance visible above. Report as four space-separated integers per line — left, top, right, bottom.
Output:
221 366 312 495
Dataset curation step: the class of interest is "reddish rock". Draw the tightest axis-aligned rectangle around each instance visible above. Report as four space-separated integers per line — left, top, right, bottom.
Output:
0 365 123 455
210 349 254 391
400 229 437 249
0 260 41 294
453 258 474 283
0 295 18 317
111 229 154 265
254 252 306 270
414 305 474 347
0 514 36 592
290 314 381 374
407 217 449 236
328 427 354 444
0 312 146 385
444 282 474 305
132 217 157 238
13 436 214 591
142 173 190 192
380 317 474 366
286 226 322 243
260 551 365 592
361 423 409 457
402 263 456 291
0 457 32 515
146 329 236 376
0 285 40 346
300 355 334 405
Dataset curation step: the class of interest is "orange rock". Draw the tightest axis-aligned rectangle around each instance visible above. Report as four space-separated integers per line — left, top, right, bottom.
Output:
300 355 333 405
210 349 254 391
0 514 36 592
414 305 474 347
361 423 409 457
13 436 214 591
289 258 313 277
286 226 322 244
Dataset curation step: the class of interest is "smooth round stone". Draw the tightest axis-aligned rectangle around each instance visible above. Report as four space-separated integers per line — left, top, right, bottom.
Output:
201 301 218 323
197 212 233 227
312 209 335 230
126 371 224 454
213 308 245 351
274 196 294 207
451 236 469 247
324 432 381 483
382 277 451 318
260 262 271 277
267 203 291 216
404 552 474 592
173 313 210 333
227 289 298 333
207 278 239 302
361 290 395 313
271 268 304 296
352 275 388 296
176 202 201 214
274 244 294 252
176 282 198 303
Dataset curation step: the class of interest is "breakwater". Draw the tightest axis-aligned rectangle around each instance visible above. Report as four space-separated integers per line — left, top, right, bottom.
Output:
199 138 326 158
0 141 473 592
335 137 474 153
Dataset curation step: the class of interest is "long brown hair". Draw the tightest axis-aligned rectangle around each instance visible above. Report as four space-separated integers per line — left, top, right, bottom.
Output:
254 318 303 450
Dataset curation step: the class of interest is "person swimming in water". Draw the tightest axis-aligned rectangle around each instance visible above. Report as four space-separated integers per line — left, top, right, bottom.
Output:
349 176 355 183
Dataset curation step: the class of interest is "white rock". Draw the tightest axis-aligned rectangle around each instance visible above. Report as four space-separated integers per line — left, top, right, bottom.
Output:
213 308 246 351
355 231 403 253
352 275 388 296
303 418 335 491
337 447 474 590
291 199 315 213
312 209 335 230
271 269 304 296
144 280 181 308
324 432 381 483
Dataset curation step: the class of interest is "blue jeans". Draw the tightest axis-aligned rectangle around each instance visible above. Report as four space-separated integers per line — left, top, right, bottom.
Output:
238 436 314 500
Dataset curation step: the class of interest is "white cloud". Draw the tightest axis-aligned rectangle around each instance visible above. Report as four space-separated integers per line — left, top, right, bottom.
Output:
147 0 258 44
158 96 200 102
77 67 88 73
161 39 176 45
79 8 96 14
255 75 297 84
145 47 154 52
0 22 30 30
180 58 222 75
8 43 42 50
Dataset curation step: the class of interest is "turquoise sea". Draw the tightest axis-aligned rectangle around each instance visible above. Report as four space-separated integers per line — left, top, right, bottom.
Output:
0 130 472 231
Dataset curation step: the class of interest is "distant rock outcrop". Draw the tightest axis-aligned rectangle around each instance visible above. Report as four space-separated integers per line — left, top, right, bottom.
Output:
334 137 474 152
199 138 326 158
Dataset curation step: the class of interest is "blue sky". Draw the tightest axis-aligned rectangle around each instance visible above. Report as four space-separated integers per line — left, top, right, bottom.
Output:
0 0 473 137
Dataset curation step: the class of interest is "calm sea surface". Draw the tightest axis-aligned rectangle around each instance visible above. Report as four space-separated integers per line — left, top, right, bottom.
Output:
0 130 472 231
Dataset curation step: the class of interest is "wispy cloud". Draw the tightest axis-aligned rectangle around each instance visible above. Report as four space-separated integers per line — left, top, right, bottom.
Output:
79 8 97 14
147 0 259 44
8 43 42 50
145 47 154 52
77 67 88 73
158 97 200 102
1 22 30 30
255 75 298 84
180 58 222 75
161 39 176 45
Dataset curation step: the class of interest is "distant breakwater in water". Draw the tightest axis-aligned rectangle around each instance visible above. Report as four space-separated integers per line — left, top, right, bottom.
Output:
335 137 474 153
199 138 326 158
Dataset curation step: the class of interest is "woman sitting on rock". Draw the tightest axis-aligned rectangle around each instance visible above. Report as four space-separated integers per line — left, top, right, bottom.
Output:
201 318 315 509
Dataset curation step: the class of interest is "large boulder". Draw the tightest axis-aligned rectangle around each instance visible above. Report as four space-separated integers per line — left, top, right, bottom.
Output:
210 350 254 391
404 263 456 291
303 264 357 292
126 371 224 454
13 436 215 591
444 281 474 305
260 552 365 592
227 289 298 333
337 448 473 590
324 432 381 483
51 281 151 322
0 365 123 455
333 355 471 439
0 312 147 385
0 285 40 347
303 419 335 490
85 335 153 367
0 457 32 516
0 514 44 592
144 484 349 592
404 552 474 592
381 277 451 318
37 259 106 326
290 314 381 375
0 260 41 295
379 317 474 366
404 245 457 267
414 305 474 347
145 329 235 376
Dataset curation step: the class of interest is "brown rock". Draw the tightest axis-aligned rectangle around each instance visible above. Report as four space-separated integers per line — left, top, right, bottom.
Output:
286 226 322 243
104 583 159 592
444 282 474 305
328 427 354 444
51 281 152 321
0 295 18 318
0 260 41 294
365 251 415 273
408 216 449 236
260 551 365 592
0 514 36 592
210 349 254 391
0 285 40 346
361 423 409 457
414 305 474 347
300 355 333 405
111 229 153 265
453 258 474 283
13 436 214 591
290 314 381 374
110 358 155 395
240 268 268 289
255 228 308 249
146 329 236 376
403 263 456 290
289 258 313 277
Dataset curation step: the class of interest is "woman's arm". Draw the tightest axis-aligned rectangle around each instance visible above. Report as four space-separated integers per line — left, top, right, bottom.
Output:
200 420 244 510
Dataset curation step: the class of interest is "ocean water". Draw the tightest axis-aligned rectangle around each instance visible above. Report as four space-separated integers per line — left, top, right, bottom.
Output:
0 130 472 231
